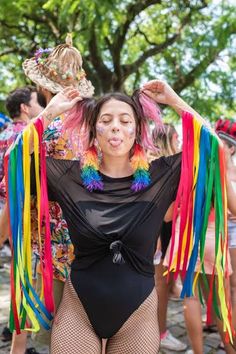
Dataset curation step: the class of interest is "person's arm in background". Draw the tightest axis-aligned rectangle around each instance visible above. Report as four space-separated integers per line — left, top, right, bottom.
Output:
164 202 174 222
0 176 9 248
225 147 236 215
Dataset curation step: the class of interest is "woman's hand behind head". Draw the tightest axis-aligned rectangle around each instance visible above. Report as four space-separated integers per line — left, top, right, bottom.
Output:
142 80 180 107
41 87 83 124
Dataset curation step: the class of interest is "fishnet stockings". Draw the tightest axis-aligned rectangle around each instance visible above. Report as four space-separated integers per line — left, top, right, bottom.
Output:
51 279 160 354
51 279 102 354
106 289 160 354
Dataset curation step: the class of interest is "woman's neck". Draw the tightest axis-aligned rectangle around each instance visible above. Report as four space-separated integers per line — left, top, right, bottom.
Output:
14 113 30 123
99 155 133 178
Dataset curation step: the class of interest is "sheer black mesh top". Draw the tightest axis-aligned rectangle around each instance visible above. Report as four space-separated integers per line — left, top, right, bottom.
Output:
34 153 181 338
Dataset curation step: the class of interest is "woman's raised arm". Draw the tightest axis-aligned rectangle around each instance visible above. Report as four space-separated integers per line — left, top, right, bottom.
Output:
26 87 82 152
142 80 212 131
37 87 82 129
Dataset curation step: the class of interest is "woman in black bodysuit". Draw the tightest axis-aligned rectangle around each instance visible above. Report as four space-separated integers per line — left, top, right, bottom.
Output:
28 79 208 354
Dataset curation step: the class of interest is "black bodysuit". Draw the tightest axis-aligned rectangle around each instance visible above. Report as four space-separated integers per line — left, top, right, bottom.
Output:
37 153 181 338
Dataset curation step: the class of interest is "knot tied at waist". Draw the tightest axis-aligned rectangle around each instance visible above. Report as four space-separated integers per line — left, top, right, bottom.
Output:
110 240 125 265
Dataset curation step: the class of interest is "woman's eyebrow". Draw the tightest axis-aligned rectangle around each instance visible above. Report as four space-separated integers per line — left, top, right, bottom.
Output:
99 112 132 118
99 113 113 118
119 113 131 117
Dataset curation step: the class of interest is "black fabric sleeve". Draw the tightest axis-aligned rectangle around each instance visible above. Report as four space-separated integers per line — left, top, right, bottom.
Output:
162 152 182 167
30 155 75 201
46 157 76 201
150 152 182 203
162 152 182 202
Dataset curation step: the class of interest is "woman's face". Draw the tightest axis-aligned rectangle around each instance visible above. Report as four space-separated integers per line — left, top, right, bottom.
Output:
223 140 235 157
171 131 180 153
95 99 136 158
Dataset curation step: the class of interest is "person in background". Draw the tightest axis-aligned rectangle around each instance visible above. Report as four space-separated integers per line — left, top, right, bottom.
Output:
0 86 44 215
162 119 236 354
216 118 236 350
0 86 44 354
151 123 187 352
0 112 11 133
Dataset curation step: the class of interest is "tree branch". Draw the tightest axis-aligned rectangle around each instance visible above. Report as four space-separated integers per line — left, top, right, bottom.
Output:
173 49 227 94
122 3 207 78
88 23 112 90
23 13 60 39
0 48 27 57
106 0 163 89
104 36 113 53
70 9 81 32
123 33 179 77
0 49 17 57
173 23 236 93
82 60 102 95
136 25 157 46
113 0 162 55
0 19 29 35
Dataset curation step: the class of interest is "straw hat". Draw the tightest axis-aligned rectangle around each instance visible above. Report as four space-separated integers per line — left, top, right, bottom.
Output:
22 34 94 98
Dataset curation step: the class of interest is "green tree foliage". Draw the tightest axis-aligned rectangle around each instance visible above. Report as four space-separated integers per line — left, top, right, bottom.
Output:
0 0 235 119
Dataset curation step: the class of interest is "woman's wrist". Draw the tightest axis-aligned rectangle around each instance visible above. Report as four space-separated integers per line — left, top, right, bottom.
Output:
169 97 187 116
41 108 58 127
171 98 215 136
170 96 202 121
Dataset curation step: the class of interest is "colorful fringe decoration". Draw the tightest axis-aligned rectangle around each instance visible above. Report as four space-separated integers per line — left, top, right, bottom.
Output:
167 111 234 342
4 110 234 341
81 144 150 192
130 143 150 191
81 145 103 192
4 118 54 333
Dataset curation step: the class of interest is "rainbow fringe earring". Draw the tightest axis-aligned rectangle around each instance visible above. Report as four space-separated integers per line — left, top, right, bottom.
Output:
130 143 151 191
81 145 103 192
81 144 150 192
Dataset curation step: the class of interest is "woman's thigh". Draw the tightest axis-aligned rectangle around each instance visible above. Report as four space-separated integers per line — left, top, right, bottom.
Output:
106 289 160 354
51 279 102 354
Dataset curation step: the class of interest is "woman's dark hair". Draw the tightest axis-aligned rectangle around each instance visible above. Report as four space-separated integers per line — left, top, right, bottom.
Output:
64 89 160 154
86 92 144 144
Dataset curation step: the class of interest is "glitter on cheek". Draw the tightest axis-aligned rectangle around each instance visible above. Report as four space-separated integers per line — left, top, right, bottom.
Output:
128 127 135 137
96 125 105 135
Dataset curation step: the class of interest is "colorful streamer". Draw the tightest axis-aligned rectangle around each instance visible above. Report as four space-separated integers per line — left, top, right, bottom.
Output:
4 119 54 333
168 111 234 341
4 111 234 341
